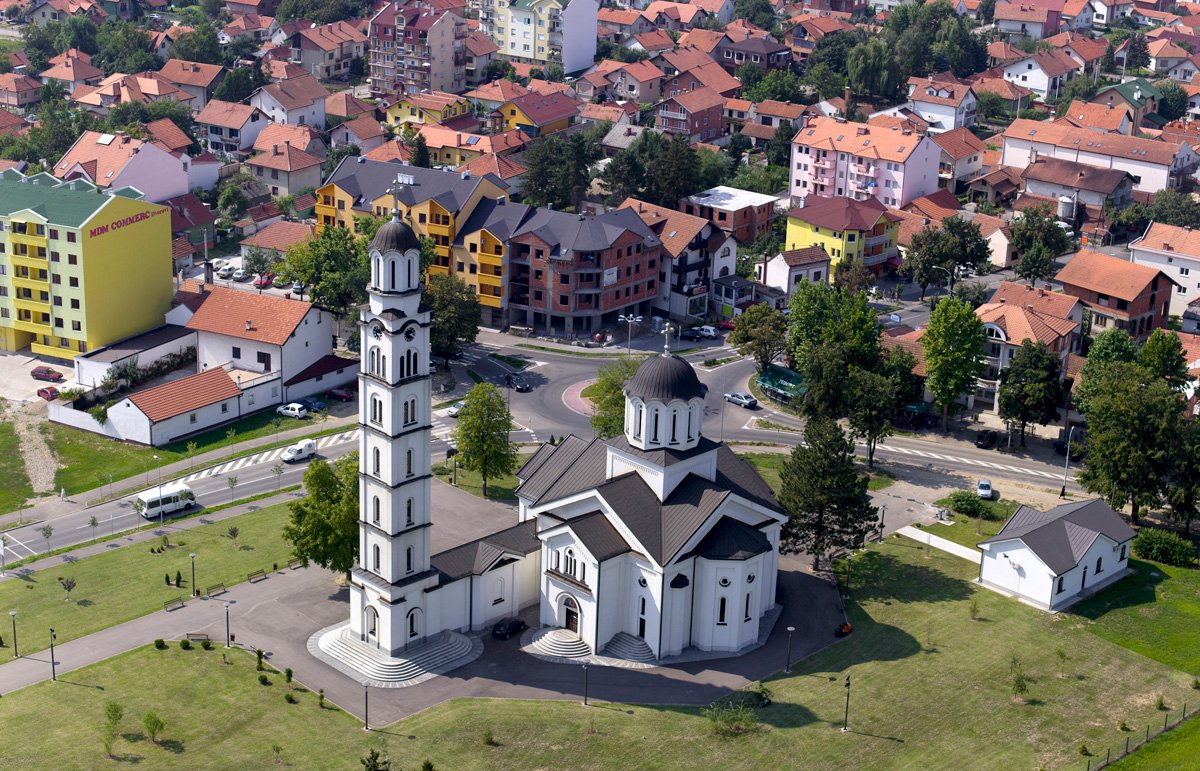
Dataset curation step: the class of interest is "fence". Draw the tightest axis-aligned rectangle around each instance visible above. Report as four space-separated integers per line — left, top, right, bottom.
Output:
1081 702 1195 769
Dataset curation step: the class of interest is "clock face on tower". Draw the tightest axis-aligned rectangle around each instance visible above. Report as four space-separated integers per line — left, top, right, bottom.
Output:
403 326 416 342
372 325 384 340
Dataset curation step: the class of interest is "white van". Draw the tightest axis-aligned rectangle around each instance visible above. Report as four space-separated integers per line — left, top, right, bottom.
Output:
281 438 317 463
135 482 195 519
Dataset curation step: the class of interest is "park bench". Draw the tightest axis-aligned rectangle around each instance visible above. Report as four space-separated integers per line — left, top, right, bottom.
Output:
287 557 304 570
247 569 268 583
185 632 210 642
163 597 185 612
205 583 226 598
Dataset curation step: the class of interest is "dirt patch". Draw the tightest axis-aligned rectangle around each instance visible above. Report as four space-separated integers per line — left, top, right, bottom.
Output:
10 400 58 495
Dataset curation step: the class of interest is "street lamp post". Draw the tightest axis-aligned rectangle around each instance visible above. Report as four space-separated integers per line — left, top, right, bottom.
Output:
189 552 197 597
1059 425 1076 498
224 601 231 648
930 265 954 308
582 663 589 706
9 610 16 657
618 314 642 355
879 504 887 543
363 683 369 730
49 627 57 681
154 454 163 527
785 625 796 673
842 674 851 732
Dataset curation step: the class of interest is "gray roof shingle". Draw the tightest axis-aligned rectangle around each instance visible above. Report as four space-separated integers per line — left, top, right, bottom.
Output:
978 499 1136 575
430 520 539 581
512 206 659 253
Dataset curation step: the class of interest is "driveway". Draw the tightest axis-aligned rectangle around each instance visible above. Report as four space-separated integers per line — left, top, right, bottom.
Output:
0 350 79 405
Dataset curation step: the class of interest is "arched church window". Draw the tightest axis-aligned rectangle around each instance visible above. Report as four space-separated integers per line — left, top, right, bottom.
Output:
371 396 382 425
372 448 381 476
372 544 380 572
717 596 727 625
406 449 414 476
565 549 577 577
670 408 678 444
389 258 396 290
406 546 414 573
372 496 380 525
406 498 414 526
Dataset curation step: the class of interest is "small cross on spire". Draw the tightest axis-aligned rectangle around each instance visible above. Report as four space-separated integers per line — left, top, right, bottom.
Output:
661 323 674 355
386 179 405 221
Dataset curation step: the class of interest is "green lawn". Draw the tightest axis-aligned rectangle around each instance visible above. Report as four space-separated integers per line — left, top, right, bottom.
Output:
579 381 600 399
741 452 894 495
1110 712 1200 770
935 494 1023 522
920 515 1005 550
0 417 33 512
1071 558 1200 675
45 411 324 495
432 454 530 502
0 540 1194 769
0 503 294 657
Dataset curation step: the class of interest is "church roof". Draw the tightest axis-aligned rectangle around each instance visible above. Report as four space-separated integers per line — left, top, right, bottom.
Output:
430 520 539 581
624 353 708 403
567 510 637 561
686 516 772 561
370 215 421 254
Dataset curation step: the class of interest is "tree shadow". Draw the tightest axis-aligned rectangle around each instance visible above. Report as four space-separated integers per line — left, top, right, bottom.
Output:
112 753 144 764
158 739 185 755
1068 560 1166 621
847 550 973 604
77 598 94 607
121 732 146 744
238 545 255 552
62 555 78 563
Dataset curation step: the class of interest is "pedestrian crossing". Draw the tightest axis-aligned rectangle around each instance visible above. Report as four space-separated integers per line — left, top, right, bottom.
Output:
873 442 1067 481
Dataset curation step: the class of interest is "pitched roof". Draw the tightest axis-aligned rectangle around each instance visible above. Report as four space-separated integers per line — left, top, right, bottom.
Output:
988 40 1027 62
975 301 1078 345
1148 37 1189 59
1014 48 1081 78
158 58 225 88
970 75 1034 102
39 53 102 83
988 280 1080 318
687 516 772 561
325 90 374 119
931 126 987 160
908 75 974 107
463 29 498 57
240 220 314 252
793 115 932 163
144 117 191 153
338 114 384 142
788 195 894 231
464 78 531 104
325 157 508 215
676 28 728 53
1060 100 1128 132
248 142 322 172
509 92 581 127
683 60 742 94
0 73 42 94
127 367 241 423
904 189 963 221
1133 221 1200 258
513 206 658 252
994 1 1051 22
255 73 328 111
430 520 540 580
196 99 260 131
53 131 157 187
253 122 324 154
1054 248 1172 301
454 152 527 181
755 99 806 121
619 197 709 258
1093 78 1163 107
185 284 311 345
163 192 216 233
1002 118 1184 166
978 499 1136 574
1020 157 1131 194
293 19 366 51
72 71 193 110
777 244 830 267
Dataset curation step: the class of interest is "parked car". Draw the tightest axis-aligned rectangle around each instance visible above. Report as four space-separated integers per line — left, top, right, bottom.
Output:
717 320 736 330
281 438 317 463
505 373 532 392
976 478 993 500
678 328 703 341
273 274 290 289
297 396 326 413
697 325 719 339
210 258 228 272
446 401 466 418
276 403 308 419
324 387 355 402
216 264 235 279
974 430 998 449
36 386 60 401
723 392 758 408
1052 440 1086 460
290 281 304 295
31 366 64 382
253 272 276 289
232 268 251 282
491 617 528 640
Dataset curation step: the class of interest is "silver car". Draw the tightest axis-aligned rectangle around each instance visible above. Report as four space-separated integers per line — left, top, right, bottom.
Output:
446 401 466 418
723 392 758 408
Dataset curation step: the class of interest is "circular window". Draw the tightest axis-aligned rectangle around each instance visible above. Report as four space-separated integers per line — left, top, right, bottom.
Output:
638 577 648 588
747 573 756 584
718 577 731 587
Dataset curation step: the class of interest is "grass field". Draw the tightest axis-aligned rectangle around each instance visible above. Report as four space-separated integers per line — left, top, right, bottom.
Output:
0 540 1193 769
741 452 894 494
1110 712 1200 770
0 503 294 656
0 417 33 513
921 514 1005 550
45 411 326 495
432 454 530 502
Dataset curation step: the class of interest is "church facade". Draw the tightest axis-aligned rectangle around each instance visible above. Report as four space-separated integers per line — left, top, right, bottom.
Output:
343 195 787 663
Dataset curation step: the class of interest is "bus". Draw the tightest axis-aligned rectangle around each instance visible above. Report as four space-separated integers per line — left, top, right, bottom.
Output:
134 482 195 519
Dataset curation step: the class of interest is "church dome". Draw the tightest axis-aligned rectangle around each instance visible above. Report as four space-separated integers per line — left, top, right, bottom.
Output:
370 216 421 254
625 353 707 403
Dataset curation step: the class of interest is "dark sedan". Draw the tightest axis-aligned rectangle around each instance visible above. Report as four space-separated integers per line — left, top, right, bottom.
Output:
506 373 533 392
974 430 998 449
491 617 528 640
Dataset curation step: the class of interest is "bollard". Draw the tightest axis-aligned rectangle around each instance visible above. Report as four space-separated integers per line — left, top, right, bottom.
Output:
1164 712 1169 731
1146 724 1150 743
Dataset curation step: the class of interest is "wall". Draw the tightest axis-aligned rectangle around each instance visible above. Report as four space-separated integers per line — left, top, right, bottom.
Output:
74 330 197 389
48 398 132 442
980 540 1052 607
560 0 599 73
113 143 190 203
1130 245 1200 317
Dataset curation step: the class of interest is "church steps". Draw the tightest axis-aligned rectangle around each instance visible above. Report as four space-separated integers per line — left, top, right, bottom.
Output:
602 631 657 663
531 628 592 658
319 629 474 683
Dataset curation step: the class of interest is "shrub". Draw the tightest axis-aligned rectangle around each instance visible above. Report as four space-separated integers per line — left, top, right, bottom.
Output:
143 711 165 744
154 639 166 650
284 693 297 704
256 648 265 671
175 570 182 587
1192 678 1200 690
1156 694 1167 711
201 640 213 650
180 639 192 650
1078 744 1090 757
1133 528 1197 567
482 729 498 746
285 667 293 683
164 573 171 585
258 674 271 686
318 688 325 708
947 491 991 519
703 703 759 737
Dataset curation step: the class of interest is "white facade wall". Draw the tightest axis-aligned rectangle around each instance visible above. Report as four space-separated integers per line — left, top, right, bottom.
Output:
980 534 1130 610
73 331 197 389
986 229 1015 268
1001 136 1191 193
758 254 830 293
1129 243 1200 317
1001 61 1072 99
49 398 130 442
560 0 599 74
251 91 326 127
908 93 977 134
188 159 221 193
110 145 190 203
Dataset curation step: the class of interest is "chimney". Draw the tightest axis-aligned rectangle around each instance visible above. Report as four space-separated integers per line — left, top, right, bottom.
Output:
273 144 279 155
456 132 463 145
843 85 851 106
245 320 252 331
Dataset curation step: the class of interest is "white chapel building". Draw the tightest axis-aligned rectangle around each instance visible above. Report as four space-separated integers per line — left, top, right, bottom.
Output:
327 200 788 673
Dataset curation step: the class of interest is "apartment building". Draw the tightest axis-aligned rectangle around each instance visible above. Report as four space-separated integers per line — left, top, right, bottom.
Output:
290 20 367 81
0 171 172 357
195 100 268 157
784 195 900 273
1129 222 1200 317
482 0 598 74
368 2 468 97
450 196 535 327
789 116 941 209
681 185 778 244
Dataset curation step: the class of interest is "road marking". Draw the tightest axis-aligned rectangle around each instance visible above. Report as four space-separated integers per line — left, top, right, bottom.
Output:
4 532 37 556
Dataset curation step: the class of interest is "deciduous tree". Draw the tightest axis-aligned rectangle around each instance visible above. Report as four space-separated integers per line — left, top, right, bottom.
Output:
922 297 985 430
589 356 641 439
997 341 1062 446
727 302 788 372
424 273 480 360
283 454 359 578
846 368 896 468
452 383 518 496
1139 328 1194 391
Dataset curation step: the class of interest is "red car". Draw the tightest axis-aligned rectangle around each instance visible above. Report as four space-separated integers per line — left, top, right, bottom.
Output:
37 387 60 401
324 387 355 402
31 366 64 382
253 272 276 289
717 320 736 331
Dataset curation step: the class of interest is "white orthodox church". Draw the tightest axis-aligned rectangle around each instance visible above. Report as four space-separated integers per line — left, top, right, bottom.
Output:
329 204 788 674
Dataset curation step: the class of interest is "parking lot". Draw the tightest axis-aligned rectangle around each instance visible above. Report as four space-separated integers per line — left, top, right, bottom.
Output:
182 258 310 302
0 350 79 405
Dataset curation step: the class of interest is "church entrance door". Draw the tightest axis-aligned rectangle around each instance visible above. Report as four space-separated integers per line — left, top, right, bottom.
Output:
563 596 580 633
638 616 646 638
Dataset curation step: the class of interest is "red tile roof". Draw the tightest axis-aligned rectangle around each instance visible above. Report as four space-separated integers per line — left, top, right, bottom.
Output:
988 280 1080 318
241 220 314 252
185 284 311 345
196 99 260 130
128 367 241 422
931 127 986 160
248 142 322 172
159 58 225 89
1055 249 1175 302
509 92 581 127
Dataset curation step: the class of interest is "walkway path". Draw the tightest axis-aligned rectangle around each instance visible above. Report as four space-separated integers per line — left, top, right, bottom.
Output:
896 525 981 563
560 378 595 417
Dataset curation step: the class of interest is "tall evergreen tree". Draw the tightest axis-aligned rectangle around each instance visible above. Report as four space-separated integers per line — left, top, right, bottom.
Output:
649 134 698 208
410 133 431 168
766 120 794 167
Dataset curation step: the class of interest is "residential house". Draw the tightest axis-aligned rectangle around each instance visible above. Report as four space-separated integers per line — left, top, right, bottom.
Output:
601 123 660 155
325 90 375 121
621 197 737 321
1129 222 1200 317
1054 248 1178 338
1165 51 1200 83
1020 157 1134 212
1059 0 1097 30
455 153 528 195
239 220 315 259
54 130 189 202
249 74 328 126
931 127 987 191
1042 31 1107 77
485 0 599 75
754 246 832 296
0 73 42 110
576 59 664 104
149 26 193 61
789 116 942 209
1089 79 1162 130
1000 49 1081 100
787 14 855 65
627 29 677 57
989 279 1084 327
711 274 787 318
718 36 791 73
290 20 367 80
385 91 471 127
987 40 1028 67
970 76 1033 117
368 2 468 98
681 185 778 244
1092 0 1137 23
145 117 219 193
226 0 282 15
1059 99 1132 134
966 165 1023 207
659 52 742 98
973 299 1078 411
784 195 900 273
640 0 707 30
656 87 724 143
162 192 217 258
70 72 194 118
38 49 103 94
220 13 281 45
597 7 655 38
497 92 580 137
247 141 323 197
26 0 107 25
978 499 1135 611
464 30 499 87
1000 118 1198 193
330 114 385 152
898 75 977 133
1148 38 1190 74
367 125 526 166
581 102 637 126
464 78 532 113
505 207 662 335
254 122 327 159
157 59 226 111
993 1 1060 40
739 99 807 148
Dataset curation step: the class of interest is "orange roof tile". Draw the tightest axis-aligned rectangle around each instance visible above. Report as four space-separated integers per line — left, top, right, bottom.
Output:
454 152 527 180
931 127 986 160
196 99 260 130
619 197 709 258
1055 249 1175 301
975 302 1078 345
185 284 311 345
159 58 225 88
464 79 531 104
128 367 242 422
794 115 932 163
145 117 191 153
248 142 322 172
1133 221 1200 258
989 280 1080 318
241 220 314 252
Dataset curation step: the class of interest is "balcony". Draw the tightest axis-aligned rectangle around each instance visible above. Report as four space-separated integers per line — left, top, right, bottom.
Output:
658 108 686 120
813 157 832 170
10 252 47 272
11 274 47 292
852 163 877 176
13 294 50 314
12 315 50 334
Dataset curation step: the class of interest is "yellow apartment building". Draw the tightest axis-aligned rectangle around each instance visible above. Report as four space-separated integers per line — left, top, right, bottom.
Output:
785 195 900 275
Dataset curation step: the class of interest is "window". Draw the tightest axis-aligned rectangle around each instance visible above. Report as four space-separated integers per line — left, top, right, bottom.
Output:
745 593 752 621
71 320 80 331
68 255 77 266
372 496 380 525
189 413 197 424
232 346 241 359
70 299 79 309
373 448 381 475
405 546 413 573
406 498 414 526
221 402 229 414
372 544 380 571
406 449 414 476
1120 543 1127 560
717 596 727 625
1095 556 1103 574
1056 575 1064 594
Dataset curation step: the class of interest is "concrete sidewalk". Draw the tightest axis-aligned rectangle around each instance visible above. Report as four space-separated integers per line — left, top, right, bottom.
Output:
896 525 981 563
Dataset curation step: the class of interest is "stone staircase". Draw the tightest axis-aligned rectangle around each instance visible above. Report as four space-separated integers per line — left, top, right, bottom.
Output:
602 631 656 663
317 627 474 683
530 627 591 658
